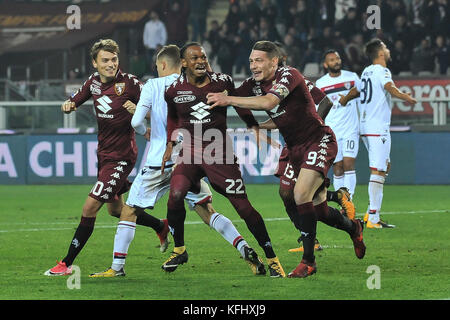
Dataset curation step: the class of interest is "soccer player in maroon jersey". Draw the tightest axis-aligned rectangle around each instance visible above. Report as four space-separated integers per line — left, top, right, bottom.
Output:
44 39 167 276
207 40 365 278
160 42 285 277
259 45 355 253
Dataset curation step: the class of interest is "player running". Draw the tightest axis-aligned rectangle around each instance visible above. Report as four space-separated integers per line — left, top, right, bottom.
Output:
161 42 285 277
89 45 263 277
44 39 167 276
258 43 355 253
207 40 365 278
339 38 416 229
316 50 360 202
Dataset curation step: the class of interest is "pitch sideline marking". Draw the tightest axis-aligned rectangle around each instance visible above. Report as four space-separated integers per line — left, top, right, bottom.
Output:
0 209 448 233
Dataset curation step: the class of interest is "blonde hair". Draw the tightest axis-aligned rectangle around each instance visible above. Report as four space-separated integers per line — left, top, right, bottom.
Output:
90 39 120 61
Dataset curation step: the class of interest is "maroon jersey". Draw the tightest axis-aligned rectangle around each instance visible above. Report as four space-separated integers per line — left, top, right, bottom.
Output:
236 66 328 147
165 71 258 162
69 70 142 161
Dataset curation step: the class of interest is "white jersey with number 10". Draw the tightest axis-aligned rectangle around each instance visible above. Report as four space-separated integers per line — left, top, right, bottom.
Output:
356 64 394 135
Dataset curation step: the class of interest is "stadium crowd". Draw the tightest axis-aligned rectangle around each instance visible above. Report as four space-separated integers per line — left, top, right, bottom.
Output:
213 0 450 76
144 0 449 77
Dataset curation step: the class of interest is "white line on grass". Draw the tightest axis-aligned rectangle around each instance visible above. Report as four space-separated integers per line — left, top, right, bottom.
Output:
0 209 447 233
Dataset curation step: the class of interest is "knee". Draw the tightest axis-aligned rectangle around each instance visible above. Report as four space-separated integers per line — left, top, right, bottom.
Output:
170 190 186 203
168 189 187 210
293 187 313 205
312 188 327 206
279 187 294 204
82 199 101 218
333 165 344 177
118 205 136 221
108 208 121 218
343 158 356 171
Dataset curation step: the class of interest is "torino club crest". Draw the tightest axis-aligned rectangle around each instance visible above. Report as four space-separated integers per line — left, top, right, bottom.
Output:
115 83 125 96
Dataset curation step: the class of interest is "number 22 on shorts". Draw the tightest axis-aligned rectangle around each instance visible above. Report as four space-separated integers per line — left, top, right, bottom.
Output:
225 178 245 194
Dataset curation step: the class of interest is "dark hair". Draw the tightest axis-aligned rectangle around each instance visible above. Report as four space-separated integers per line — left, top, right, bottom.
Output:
180 42 202 59
90 39 120 61
252 40 280 60
157 44 181 67
273 41 287 66
365 38 384 61
322 49 338 62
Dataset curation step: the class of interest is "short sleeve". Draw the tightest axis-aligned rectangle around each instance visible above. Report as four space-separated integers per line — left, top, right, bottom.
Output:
267 67 302 101
379 67 393 87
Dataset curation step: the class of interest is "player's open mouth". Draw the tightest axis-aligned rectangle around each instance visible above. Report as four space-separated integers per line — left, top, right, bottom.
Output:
195 66 206 73
252 71 262 78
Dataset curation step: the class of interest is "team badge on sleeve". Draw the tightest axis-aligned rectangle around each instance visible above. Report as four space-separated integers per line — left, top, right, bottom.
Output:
115 83 125 96
270 83 290 99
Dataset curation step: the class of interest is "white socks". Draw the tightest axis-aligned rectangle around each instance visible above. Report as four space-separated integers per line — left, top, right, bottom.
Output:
333 174 344 191
111 221 136 271
344 170 357 199
209 212 247 258
334 171 357 199
368 174 385 223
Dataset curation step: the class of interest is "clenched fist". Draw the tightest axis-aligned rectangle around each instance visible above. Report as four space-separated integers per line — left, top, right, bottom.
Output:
61 100 77 114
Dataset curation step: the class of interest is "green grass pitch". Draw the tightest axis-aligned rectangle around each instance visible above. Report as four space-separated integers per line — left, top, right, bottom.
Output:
0 184 448 300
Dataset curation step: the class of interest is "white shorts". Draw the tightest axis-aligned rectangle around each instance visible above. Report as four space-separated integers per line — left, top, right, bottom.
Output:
334 131 359 163
126 166 212 210
361 134 391 172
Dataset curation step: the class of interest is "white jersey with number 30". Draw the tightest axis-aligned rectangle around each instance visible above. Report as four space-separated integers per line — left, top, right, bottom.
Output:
356 64 393 135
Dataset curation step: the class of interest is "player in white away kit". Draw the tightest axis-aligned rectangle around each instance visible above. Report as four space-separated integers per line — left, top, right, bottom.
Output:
316 50 359 201
340 39 416 229
90 45 263 277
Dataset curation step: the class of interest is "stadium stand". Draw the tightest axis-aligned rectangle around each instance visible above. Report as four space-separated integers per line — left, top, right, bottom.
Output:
0 0 449 131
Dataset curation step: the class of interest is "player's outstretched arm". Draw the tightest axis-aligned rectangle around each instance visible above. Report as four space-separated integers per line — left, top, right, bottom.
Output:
339 87 360 106
61 100 77 114
207 92 280 111
384 82 417 105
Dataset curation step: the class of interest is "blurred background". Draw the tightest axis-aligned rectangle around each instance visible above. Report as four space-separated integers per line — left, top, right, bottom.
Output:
0 0 449 132
0 0 449 185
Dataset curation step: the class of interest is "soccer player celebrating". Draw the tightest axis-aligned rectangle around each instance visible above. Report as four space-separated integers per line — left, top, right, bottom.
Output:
339 38 417 229
89 45 262 277
315 50 360 203
161 43 285 277
207 41 365 278
258 44 355 253
44 39 167 276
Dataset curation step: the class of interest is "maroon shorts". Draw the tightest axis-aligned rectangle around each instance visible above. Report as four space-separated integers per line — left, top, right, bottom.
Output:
89 155 135 203
278 128 336 191
289 128 337 176
171 158 248 199
275 146 298 190
274 145 289 178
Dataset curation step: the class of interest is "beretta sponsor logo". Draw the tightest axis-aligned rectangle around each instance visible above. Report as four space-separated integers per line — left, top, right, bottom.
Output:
174 95 196 103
